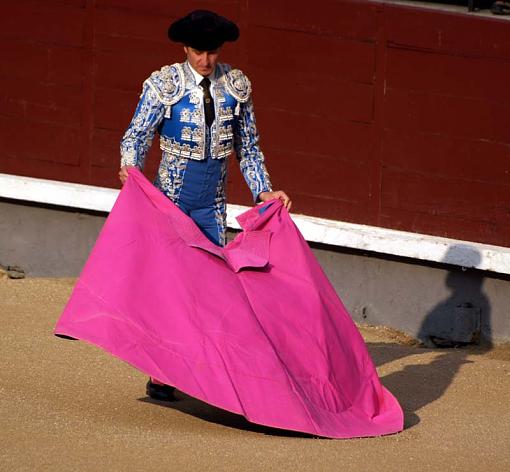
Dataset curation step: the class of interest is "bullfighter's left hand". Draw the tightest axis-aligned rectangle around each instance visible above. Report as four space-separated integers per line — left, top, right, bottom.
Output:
258 190 292 211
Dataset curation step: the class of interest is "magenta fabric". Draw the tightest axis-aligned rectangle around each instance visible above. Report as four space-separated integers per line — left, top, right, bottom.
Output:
54 167 404 439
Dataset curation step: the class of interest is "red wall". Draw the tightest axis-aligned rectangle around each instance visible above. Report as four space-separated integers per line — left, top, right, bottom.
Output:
1 1 509 246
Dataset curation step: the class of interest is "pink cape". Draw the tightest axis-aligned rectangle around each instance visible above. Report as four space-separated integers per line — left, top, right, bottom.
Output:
54 167 403 438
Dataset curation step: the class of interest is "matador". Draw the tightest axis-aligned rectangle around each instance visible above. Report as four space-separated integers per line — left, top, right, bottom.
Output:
118 9 291 401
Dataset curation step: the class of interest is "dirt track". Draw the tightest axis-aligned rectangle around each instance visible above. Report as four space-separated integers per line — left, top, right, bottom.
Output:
1 278 509 471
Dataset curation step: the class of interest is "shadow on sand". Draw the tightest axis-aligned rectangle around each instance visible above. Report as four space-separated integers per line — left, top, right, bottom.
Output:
137 395 317 439
368 245 494 431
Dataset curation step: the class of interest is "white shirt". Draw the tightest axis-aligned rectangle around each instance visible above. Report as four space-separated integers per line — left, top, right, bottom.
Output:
186 61 218 111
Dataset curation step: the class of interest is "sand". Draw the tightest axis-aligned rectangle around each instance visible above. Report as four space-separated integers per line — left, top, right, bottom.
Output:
1 277 509 471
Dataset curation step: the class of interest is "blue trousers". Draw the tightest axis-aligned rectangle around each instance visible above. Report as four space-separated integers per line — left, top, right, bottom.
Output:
174 155 226 247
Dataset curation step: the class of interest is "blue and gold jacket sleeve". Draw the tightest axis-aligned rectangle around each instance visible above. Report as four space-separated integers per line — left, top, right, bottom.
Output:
233 96 273 203
120 81 166 170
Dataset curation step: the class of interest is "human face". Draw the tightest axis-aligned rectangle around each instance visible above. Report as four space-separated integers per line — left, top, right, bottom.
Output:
184 46 221 77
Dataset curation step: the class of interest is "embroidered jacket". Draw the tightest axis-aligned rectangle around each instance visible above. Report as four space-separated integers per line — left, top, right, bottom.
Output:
120 61 273 203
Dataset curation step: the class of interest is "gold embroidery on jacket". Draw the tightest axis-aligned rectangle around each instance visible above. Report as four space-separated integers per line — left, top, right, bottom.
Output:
181 126 192 141
160 136 204 160
180 108 191 123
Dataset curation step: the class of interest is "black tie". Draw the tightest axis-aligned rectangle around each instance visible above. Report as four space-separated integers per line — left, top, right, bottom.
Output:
200 77 215 127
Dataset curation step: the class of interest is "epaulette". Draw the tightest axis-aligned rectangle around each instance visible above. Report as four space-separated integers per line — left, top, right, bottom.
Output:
223 67 252 104
142 63 186 118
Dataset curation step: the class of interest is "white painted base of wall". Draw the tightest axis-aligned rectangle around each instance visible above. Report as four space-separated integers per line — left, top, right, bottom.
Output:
2 172 509 275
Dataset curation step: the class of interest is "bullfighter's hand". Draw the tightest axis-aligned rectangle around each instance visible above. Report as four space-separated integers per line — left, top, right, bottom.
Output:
258 190 292 211
118 165 135 185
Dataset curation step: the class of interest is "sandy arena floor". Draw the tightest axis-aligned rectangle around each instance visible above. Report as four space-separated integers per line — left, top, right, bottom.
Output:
1 278 509 471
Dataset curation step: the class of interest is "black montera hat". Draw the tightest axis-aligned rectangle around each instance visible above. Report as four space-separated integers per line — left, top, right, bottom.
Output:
168 10 240 51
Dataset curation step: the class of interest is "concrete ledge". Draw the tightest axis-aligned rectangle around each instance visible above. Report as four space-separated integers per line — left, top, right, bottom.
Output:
1 172 509 275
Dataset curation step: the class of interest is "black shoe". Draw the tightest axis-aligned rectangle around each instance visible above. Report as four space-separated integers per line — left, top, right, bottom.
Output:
146 379 177 401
